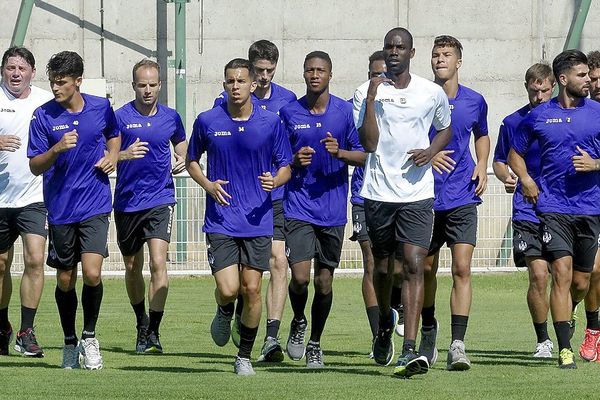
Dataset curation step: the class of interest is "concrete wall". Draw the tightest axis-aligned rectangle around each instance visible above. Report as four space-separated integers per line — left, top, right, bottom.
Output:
2 0 599 153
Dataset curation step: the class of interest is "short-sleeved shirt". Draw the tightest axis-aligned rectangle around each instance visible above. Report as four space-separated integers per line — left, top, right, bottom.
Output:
494 104 540 223
280 95 363 226
27 93 120 225
512 98 600 215
0 84 53 208
350 166 365 205
114 102 186 212
429 85 488 211
188 104 292 237
213 82 296 202
353 73 451 203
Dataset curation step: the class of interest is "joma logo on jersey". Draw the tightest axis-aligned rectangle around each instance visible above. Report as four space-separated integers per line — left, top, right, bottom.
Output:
378 98 395 103
52 124 70 131
0 108 15 113
214 131 231 136
294 123 311 130
126 123 143 129
545 118 563 124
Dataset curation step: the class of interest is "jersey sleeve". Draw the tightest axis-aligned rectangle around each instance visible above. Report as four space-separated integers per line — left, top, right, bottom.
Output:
473 96 489 138
272 119 292 170
103 104 120 140
212 92 226 109
187 116 207 162
170 111 187 145
352 86 366 129
493 120 511 163
345 108 364 151
27 109 50 158
512 114 536 156
432 88 451 131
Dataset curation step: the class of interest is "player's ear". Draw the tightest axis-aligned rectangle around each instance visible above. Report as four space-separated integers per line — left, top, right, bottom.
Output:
75 76 83 91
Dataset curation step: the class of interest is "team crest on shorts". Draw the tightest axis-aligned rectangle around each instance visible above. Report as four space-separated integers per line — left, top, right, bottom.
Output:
518 240 528 252
542 231 552 244
353 221 362 234
597 233 600 246
285 247 290 257
207 252 215 267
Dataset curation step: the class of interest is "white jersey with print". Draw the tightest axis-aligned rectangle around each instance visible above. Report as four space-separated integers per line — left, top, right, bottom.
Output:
353 73 451 203
0 84 53 208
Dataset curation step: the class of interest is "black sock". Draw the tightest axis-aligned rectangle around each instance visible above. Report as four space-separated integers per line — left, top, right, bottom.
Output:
421 305 436 331
391 286 402 310
148 309 164 334
81 282 103 339
266 319 281 339
451 314 469 342
235 294 244 319
366 306 379 338
288 284 308 321
586 309 600 330
572 300 580 313
218 302 234 316
55 287 78 344
0 307 8 330
402 339 416 353
554 321 571 350
20 306 37 331
533 321 550 343
310 290 333 343
237 323 258 359
131 299 147 327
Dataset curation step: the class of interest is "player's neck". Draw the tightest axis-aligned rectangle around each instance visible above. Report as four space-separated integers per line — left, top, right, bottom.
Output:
387 69 411 90
436 76 459 98
134 100 158 116
60 91 84 113
305 89 329 114
557 88 584 109
253 83 272 99
227 98 253 121
2 82 32 100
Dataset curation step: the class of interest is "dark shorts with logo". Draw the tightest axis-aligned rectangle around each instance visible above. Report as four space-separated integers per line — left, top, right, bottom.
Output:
0 202 47 253
284 218 344 268
512 219 543 269
206 233 272 274
349 203 369 242
539 213 600 273
272 199 285 241
428 204 478 255
114 204 174 256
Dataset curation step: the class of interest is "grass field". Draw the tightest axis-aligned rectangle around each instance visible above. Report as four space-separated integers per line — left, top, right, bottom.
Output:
0 272 598 399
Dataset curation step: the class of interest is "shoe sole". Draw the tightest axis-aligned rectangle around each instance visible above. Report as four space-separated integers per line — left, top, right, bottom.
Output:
447 359 471 371
306 362 324 369
13 344 44 358
559 363 577 369
259 345 284 362
83 364 103 370
286 345 305 361
395 324 404 337
394 359 429 378
533 352 553 358
144 346 163 354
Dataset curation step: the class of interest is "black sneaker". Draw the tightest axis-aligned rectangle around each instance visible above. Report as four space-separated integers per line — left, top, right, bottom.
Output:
306 342 324 368
136 323 149 354
14 327 44 357
0 323 13 356
394 349 429 378
373 308 398 366
144 331 163 354
286 318 307 361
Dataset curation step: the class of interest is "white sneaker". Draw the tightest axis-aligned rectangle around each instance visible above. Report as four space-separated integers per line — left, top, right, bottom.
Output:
533 339 553 358
79 338 103 370
61 343 80 369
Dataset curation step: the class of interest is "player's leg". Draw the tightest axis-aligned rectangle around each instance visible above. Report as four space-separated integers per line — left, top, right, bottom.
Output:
527 257 552 357
0 247 14 355
146 238 169 353
580 249 600 361
419 252 439 365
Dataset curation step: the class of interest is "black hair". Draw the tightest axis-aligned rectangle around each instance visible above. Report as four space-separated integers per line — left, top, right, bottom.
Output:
1 46 35 70
552 49 587 82
304 51 332 71
248 40 279 64
46 51 84 78
223 58 254 78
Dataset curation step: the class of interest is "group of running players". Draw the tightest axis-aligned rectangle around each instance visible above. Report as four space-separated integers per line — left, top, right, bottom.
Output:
1 26 600 378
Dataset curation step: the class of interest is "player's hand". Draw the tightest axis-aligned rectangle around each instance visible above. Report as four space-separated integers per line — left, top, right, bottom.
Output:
95 152 118 175
503 172 517 194
520 176 539 204
431 150 455 173
293 146 315 167
206 179 232 206
172 152 186 174
258 171 275 192
366 75 393 101
122 137 149 160
52 129 78 154
572 146 598 172
320 132 339 157
472 163 488 196
407 148 433 167
0 135 21 152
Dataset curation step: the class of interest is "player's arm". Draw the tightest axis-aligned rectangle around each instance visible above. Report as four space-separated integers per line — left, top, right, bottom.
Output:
172 140 188 174
358 77 391 152
29 129 78 176
95 135 121 174
492 160 517 194
320 132 366 166
492 122 517 193
259 165 292 192
119 137 149 161
186 156 231 206
472 134 490 196
508 148 538 204
572 145 600 172
409 126 452 167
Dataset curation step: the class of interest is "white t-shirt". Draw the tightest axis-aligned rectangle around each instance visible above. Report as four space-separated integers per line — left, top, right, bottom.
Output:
353 73 451 203
0 84 53 208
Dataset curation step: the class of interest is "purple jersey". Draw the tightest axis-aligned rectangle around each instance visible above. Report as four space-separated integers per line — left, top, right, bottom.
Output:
494 104 540 223
188 104 292 237
350 167 365 205
114 102 186 212
213 82 296 202
281 95 363 226
27 94 119 225
429 85 488 211
512 98 600 215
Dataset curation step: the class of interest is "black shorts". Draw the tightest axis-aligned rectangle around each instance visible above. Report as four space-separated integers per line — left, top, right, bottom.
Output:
47 213 110 270
512 219 543 269
272 199 285 241
364 198 434 259
429 204 478 255
539 213 600 273
349 203 369 242
284 218 344 268
114 205 174 256
0 202 47 252
206 233 271 274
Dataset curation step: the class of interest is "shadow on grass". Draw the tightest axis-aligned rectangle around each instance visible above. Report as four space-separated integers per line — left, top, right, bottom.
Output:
116 365 223 373
467 349 555 367
103 347 232 360
0 360 61 369
259 366 385 376
323 350 372 357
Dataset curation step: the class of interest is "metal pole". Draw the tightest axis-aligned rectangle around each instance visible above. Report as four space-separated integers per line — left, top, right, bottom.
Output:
563 0 592 51
10 0 36 47
174 0 188 262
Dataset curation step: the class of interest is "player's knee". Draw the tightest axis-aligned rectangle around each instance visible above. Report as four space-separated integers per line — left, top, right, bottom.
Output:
452 262 471 280
23 251 45 270
82 269 102 286
241 280 261 302
314 277 332 295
